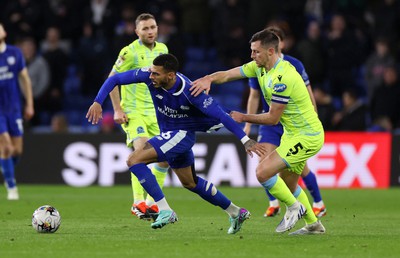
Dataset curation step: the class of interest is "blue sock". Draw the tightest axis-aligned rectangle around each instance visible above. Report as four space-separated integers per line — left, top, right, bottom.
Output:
1 158 16 188
302 171 322 202
189 176 231 209
265 189 277 201
129 163 164 202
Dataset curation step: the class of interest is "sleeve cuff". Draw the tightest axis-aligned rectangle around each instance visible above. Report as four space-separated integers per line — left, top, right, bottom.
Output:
240 135 250 145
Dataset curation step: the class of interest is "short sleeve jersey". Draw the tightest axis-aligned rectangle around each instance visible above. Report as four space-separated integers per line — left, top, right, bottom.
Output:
112 39 168 116
0 45 25 114
241 59 322 136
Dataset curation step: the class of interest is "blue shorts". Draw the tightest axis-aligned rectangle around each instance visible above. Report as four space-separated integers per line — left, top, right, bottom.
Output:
148 130 196 169
257 124 283 146
0 113 23 137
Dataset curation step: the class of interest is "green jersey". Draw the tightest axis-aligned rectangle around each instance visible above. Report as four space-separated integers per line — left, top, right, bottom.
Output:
241 59 323 136
112 39 168 116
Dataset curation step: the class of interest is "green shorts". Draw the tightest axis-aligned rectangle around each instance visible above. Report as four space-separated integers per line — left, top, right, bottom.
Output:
121 114 160 147
276 132 324 174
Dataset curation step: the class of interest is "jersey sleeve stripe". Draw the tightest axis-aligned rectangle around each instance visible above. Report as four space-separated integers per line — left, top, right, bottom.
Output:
271 94 289 104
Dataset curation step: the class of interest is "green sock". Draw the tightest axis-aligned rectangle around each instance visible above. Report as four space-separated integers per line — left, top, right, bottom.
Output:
261 175 297 207
131 173 145 203
297 188 318 224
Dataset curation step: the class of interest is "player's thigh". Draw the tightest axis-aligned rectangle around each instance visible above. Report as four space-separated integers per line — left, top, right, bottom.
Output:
256 150 287 182
258 142 278 161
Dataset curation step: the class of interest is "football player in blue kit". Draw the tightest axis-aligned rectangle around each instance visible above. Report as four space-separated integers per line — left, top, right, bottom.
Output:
0 23 34 200
86 54 264 234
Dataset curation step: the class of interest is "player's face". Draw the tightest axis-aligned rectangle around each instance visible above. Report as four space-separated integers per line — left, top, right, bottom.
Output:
136 19 158 46
250 41 270 67
149 65 174 88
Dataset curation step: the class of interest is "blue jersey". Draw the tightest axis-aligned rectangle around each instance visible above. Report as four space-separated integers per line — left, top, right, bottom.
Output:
0 45 25 115
95 69 247 140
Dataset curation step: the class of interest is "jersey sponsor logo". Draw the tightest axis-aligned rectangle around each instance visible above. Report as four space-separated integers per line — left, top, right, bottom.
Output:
203 97 213 109
7 56 16 66
273 83 287 92
136 126 145 134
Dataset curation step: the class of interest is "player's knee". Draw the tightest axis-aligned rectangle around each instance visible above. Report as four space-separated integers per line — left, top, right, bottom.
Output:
255 165 269 183
126 152 140 167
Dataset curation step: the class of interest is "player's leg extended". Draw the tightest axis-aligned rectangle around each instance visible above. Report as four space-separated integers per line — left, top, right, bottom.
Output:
174 164 250 234
145 161 169 213
301 164 326 217
257 151 305 232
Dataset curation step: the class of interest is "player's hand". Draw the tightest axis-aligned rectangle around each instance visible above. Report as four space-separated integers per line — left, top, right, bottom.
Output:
113 109 128 124
230 111 245 123
243 123 252 136
244 139 266 157
24 105 34 121
190 76 211 96
86 102 103 124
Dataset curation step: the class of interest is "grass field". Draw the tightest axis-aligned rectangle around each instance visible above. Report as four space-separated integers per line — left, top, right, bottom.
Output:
1 185 399 258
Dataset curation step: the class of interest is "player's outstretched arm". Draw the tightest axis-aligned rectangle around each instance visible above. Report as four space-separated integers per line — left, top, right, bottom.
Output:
108 70 128 124
190 67 244 97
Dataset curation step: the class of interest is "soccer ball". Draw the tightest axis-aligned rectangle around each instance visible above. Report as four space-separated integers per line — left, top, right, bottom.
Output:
32 205 61 233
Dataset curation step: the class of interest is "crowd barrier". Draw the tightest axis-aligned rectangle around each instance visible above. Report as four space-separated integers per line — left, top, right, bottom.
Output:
15 132 399 188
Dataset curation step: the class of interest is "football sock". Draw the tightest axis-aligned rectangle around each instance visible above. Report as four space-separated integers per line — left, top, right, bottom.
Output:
129 163 164 202
225 203 241 218
131 173 145 204
0 158 16 188
294 185 318 224
188 176 231 209
265 189 277 202
260 175 296 207
146 164 169 205
313 200 325 208
155 197 172 211
302 170 323 202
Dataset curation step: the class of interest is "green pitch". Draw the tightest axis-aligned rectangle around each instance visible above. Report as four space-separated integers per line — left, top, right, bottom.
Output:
1 186 399 258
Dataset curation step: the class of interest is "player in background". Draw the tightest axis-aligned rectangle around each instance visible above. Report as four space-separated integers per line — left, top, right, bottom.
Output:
243 26 326 218
191 29 326 235
0 23 34 200
87 54 264 233
108 13 169 220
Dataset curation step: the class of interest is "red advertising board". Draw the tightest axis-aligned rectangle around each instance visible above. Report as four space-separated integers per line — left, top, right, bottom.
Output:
307 132 391 188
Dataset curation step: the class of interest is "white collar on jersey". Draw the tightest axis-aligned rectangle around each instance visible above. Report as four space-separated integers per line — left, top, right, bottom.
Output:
172 74 186 96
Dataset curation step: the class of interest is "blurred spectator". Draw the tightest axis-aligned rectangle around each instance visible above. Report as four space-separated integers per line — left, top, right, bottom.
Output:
77 22 110 97
51 113 69 133
178 0 212 47
1 0 46 43
112 3 137 57
364 37 396 103
367 116 393 132
99 112 118 134
157 9 186 67
332 88 368 131
18 37 50 126
296 20 326 89
212 0 249 67
40 26 69 120
370 65 400 129
324 13 363 98
82 0 117 40
313 87 335 131
367 0 400 44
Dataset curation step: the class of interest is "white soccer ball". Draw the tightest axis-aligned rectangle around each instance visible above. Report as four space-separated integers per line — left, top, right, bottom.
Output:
32 205 61 233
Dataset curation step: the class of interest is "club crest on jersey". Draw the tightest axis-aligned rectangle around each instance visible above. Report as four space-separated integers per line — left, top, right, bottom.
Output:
136 126 145 134
7 56 16 66
203 97 213 108
273 83 287 92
